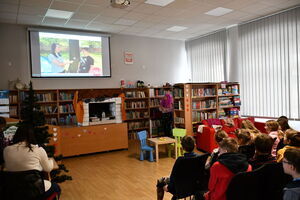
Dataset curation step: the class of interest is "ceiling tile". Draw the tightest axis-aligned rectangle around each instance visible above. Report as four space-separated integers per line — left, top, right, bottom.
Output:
114 18 137 26
223 0 260 10
122 26 146 33
42 17 68 26
77 4 104 14
0 3 19 13
17 15 43 25
65 19 88 28
93 15 118 24
50 0 80 12
142 15 168 23
132 21 155 28
134 3 162 14
59 0 84 3
84 0 111 7
19 5 48 16
122 11 148 21
99 8 129 18
153 7 185 17
20 0 51 7
71 12 98 21
0 0 19 4
0 12 17 21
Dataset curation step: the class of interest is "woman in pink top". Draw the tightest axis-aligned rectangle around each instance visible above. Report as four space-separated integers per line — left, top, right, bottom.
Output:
265 120 283 157
159 89 174 137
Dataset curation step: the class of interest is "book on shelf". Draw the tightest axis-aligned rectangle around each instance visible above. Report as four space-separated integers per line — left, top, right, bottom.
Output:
173 88 183 98
192 100 216 109
174 117 184 124
9 95 18 104
9 106 17 116
35 93 54 102
126 111 149 119
150 99 160 107
192 111 217 122
125 91 146 98
126 101 146 109
0 90 9 105
59 104 74 113
128 121 149 130
59 92 74 100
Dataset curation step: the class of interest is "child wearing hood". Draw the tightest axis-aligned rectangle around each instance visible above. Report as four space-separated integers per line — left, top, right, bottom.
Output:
204 138 252 200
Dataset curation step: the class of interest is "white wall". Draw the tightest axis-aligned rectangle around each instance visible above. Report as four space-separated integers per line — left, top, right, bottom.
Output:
0 23 189 90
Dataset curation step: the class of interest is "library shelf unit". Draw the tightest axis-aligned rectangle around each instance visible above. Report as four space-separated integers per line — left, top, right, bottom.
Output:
148 86 172 138
123 88 150 139
9 89 77 126
173 82 240 136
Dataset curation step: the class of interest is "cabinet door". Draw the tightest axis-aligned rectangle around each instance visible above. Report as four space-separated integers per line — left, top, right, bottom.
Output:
104 123 128 150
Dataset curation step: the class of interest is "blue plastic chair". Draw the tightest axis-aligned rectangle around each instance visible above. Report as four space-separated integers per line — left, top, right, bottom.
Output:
137 130 154 162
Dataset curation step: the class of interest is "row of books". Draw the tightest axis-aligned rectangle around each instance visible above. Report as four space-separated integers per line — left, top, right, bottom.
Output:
149 88 167 97
173 88 183 97
218 85 239 95
192 88 216 97
9 95 18 104
192 111 217 122
40 105 57 114
59 92 74 101
192 100 216 109
126 111 149 119
149 99 160 107
35 93 54 102
128 121 150 131
233 96 241 106
151 120 163 136
125 91 146 98
126 101 147 109
174 117 184 124
219 97 234 107
174 100 183 110
59 104 74 113
9 106 17 116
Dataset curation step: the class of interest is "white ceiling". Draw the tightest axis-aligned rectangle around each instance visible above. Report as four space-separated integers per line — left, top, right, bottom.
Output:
0 0 299 40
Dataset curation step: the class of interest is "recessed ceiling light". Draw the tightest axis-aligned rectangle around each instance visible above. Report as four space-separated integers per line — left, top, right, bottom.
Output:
114 18 137 26
166 26 187 32
205 7 233 17
145 0 175 7
45 9 74 19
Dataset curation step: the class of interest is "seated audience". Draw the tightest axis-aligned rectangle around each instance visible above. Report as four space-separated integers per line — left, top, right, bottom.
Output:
265 120 283 157
3 125 61 199
237 130 255 160
156 136 198 200
282 148 300 200
204 138 252 200
240 119 260 137
277 129 300 162
221 118 236 134
205 130 228 170
249 134 276 170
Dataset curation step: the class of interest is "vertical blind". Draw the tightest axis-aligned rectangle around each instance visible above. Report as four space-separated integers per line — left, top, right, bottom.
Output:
186 30 226 82
239 7 300 119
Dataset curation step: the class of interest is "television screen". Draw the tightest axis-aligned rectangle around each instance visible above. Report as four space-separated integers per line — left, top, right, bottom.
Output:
29 29 111 78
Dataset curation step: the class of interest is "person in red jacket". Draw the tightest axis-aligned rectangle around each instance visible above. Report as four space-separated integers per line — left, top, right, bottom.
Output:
204 137 252 200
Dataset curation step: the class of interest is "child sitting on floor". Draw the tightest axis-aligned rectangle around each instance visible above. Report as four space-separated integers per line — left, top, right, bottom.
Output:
237 130 255 160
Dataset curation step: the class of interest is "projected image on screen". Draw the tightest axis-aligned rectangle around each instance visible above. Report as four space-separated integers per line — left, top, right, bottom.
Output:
29 30 111 78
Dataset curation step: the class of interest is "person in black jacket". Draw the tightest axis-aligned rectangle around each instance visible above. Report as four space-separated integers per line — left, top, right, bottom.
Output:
283 148 300 200
78 48 94 73
237 130 255 160
156 136 198 200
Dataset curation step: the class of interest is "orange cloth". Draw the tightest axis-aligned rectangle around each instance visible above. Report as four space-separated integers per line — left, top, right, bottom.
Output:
73 91 84 124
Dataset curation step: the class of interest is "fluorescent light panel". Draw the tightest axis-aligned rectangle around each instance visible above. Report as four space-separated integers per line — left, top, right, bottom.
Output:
166 26 187 32
145 0 175 7
45 9 73 19
205 7 233 16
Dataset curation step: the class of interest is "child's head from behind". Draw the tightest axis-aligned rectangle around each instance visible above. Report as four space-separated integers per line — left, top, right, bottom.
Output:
284 129 300 146
265 120 279 132
277 118 290 132
219 138 238 154
214 130 228 145
241 120 255 130
181 135 195 153
237 129 252 145
283 148 300 176
254 134 274 155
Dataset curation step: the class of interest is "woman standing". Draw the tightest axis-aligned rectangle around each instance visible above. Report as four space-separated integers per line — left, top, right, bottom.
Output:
159 89 174 137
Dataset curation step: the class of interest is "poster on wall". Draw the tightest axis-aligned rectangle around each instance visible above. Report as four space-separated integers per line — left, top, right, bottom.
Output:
124 51 133 64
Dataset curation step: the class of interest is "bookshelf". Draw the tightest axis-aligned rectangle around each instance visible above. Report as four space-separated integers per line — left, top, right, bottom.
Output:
148 87 172 137
0 90 10 118
9 89 77 126
173 82 240 136
123 88 150 139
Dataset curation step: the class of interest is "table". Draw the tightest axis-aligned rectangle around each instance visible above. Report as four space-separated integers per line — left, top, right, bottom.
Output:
147 137 177 163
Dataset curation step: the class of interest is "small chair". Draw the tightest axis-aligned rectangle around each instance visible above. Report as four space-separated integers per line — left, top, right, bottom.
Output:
137 130 154 162
168 128 186 158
